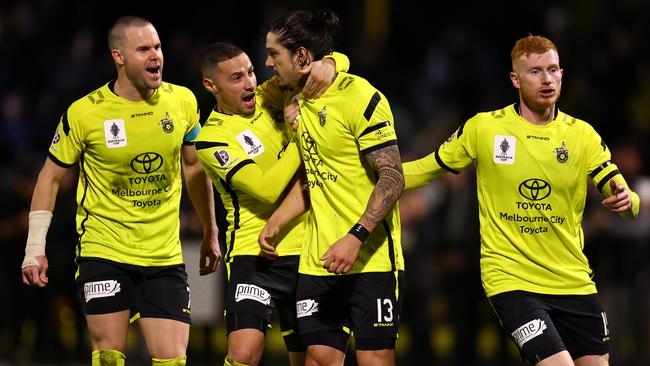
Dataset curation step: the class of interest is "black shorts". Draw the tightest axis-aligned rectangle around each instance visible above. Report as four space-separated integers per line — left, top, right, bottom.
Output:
75 257 191 324
489 290 609 364
295 271 404 351
225 255 300 337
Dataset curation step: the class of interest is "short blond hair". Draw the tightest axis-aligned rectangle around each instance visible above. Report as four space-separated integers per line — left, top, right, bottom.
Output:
511 35 558 65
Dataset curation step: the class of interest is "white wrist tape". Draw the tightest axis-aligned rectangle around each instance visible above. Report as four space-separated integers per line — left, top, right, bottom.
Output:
21 211 53 269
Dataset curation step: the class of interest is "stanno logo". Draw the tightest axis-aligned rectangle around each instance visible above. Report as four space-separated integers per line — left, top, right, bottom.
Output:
130 152 163 174
296 299 319 318
84 280 121 302
511 319 547 347
518 178 551 201
235 284 271 305
131 111 153 118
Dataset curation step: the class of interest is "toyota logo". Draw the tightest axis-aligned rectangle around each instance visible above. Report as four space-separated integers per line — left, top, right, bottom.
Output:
518 178 551 201
131 152 163 174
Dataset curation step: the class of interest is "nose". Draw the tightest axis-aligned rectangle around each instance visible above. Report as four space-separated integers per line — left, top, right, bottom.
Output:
244 74 256 90
541 71 551 84
264 55 274 68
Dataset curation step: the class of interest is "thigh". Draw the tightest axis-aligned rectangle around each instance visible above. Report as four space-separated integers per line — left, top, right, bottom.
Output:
138 317 189 359
489 291 565 364
349 271 404 349
224 257 275 333
76 258 136 316
86 310 131 351
295 274 349 337
550 294 610 359
138 264 191 324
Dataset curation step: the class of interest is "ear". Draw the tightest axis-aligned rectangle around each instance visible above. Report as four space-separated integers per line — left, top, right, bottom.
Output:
111 49 125 66
202 77 217 94
296 47 311 68
509 71 520 89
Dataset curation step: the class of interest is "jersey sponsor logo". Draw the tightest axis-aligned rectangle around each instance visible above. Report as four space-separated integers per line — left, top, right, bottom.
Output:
104 119 127 148
511 318 547 347
318 106 327 126
554 141 569 163
296 299 319 318
130 111 153 118
130 152 164 174
234 284 271 305
84 279 121 302
494 135 515 164
236 130 264 158
159 112 174 133
518 178 551 201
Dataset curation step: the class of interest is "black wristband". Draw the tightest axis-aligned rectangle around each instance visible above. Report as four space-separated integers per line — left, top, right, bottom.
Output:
348 223 370 243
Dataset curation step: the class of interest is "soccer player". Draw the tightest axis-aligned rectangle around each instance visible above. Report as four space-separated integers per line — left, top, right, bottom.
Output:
20 16 221 366
402 35 640 366
194 42 348 366
260 9 405 366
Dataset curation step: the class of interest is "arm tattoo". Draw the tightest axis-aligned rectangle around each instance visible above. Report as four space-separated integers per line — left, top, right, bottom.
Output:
361 144 404 229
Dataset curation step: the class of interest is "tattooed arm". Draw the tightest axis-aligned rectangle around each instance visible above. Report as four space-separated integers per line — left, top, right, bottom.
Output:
320 144 404 274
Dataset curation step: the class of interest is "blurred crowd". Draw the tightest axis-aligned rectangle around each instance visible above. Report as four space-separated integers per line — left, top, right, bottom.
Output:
1 0 649 365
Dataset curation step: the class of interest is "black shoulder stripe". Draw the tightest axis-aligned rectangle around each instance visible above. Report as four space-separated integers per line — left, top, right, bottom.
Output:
457 121 466 139
195 141 228 151
62 109 70 135
359 121 390 138
434 147 459 175
596 169 620 193
361 140 398 155
47 152 75 168
225 159 254 185
589 160 612 179
363 92 381 121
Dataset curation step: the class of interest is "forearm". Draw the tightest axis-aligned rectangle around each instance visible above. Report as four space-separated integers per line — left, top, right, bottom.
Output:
268 176 309 230
403 150 447 190
359 145 404 232
231 143 300 203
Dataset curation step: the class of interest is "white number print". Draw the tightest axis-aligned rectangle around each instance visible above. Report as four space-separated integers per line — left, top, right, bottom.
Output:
376 298 394 322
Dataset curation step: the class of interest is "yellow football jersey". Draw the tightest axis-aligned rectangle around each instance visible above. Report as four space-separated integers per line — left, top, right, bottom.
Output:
48 81 200 266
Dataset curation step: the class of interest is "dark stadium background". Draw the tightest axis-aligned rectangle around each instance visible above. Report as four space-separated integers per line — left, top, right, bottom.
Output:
1 0 649 365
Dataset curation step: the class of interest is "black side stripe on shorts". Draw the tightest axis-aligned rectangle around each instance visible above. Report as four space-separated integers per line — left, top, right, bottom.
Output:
361 140 398 156
359 121 390 138
220 178 240 263
589 160 612 179
434 147 459 175
195 141 228 150
225 159 254 185
363 92 381 121
595 170 621 193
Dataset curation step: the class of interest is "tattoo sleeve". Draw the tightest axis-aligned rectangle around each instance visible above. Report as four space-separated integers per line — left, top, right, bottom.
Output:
360 144 404 231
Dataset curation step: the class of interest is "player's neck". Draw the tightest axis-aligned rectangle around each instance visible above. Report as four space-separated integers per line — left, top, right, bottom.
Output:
113 77 154 102
518 102 556 126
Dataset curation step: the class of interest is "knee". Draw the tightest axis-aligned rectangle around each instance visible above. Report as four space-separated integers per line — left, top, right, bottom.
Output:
92 349 126 366
227 348 259 365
